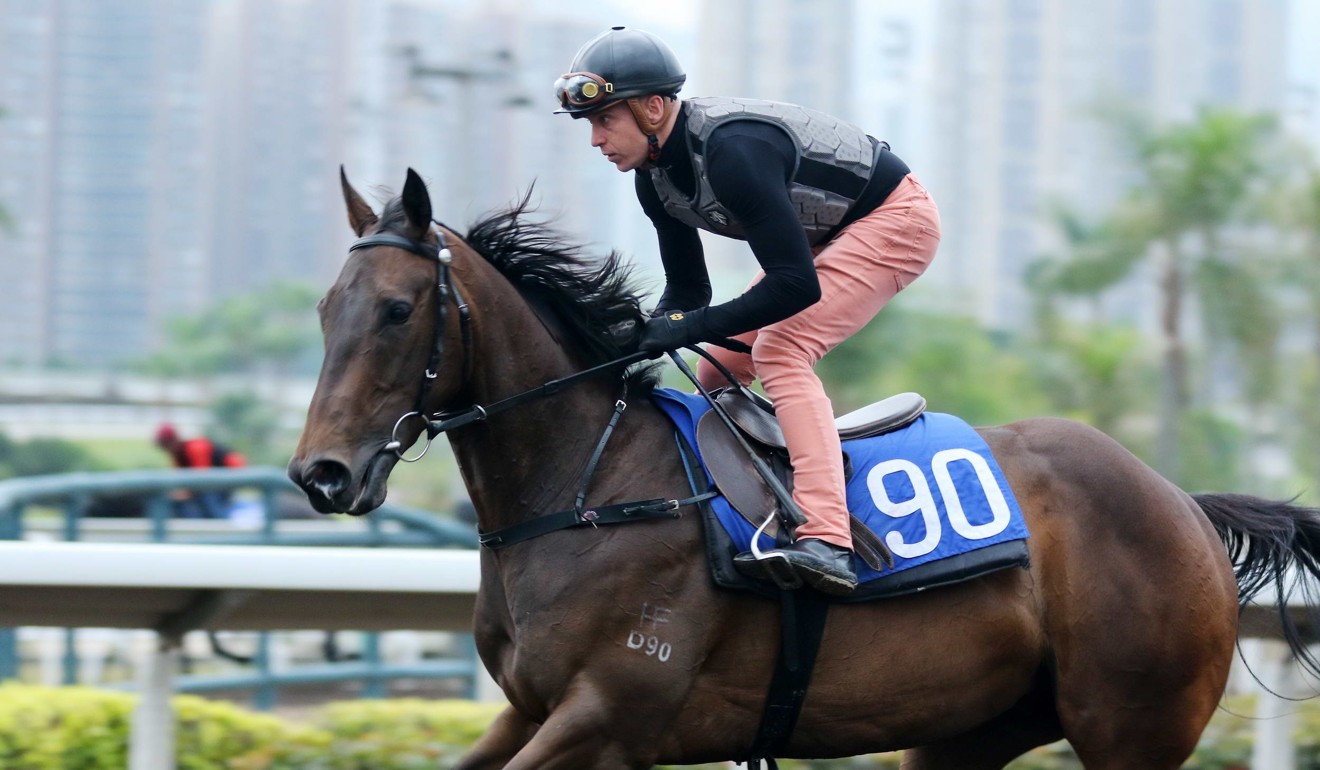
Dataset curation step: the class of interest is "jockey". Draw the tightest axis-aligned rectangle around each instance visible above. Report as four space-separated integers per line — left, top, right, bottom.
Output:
554 27 941 595
155 423 246 470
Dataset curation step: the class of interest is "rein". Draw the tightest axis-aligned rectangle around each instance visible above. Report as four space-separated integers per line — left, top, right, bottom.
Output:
346 226 715 547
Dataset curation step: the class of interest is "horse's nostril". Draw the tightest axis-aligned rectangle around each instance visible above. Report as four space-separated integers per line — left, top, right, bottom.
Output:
302 459 352 501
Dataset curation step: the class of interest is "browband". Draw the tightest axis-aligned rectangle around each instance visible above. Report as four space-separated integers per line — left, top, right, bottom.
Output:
349 232 443 260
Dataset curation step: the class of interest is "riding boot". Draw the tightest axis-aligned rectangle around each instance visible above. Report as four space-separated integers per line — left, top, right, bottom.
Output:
734 537 857 596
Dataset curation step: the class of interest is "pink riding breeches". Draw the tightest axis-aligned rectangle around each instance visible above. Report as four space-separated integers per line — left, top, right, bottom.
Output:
696 173 941 549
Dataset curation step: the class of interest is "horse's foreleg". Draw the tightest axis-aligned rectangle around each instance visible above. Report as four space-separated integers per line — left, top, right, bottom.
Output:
494 695 652 770
453 706 540 770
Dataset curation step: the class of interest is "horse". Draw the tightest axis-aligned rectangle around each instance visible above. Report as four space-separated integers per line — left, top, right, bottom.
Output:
288 168 1320 770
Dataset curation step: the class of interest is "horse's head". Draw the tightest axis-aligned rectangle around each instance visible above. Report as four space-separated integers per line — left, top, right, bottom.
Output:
288 168 466 514
292 167 657 518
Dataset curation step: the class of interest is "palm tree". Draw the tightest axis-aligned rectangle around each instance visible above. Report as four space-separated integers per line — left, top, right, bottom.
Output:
1026 206 1158 440
1270 163 1320 493
1033 108 1284 482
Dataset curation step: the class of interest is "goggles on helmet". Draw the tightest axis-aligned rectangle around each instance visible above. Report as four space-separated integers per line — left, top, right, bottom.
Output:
554 72 614 109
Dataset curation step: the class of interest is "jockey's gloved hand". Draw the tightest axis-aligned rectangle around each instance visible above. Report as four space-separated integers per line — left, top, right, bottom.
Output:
638 307 711 356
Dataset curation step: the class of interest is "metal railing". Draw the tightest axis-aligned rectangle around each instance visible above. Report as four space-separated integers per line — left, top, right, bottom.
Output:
0 466 476 547
0 467 480 707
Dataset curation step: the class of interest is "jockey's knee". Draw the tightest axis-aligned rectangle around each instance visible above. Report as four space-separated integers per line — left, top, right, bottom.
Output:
750 332 818 374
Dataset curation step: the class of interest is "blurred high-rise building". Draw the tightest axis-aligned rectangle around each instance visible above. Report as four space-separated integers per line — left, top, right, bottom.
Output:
693 0 857 294
1284 0 1320 147
0 1 55 367
0 0 214 367
0 0 692 369
925 0 1289 327
688 0 1290 330
9 0 1289 368
202 0 352 299
699 0 854 117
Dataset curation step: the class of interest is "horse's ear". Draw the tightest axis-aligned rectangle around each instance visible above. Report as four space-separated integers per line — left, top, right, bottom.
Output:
401 168 433 241
340 165 377 236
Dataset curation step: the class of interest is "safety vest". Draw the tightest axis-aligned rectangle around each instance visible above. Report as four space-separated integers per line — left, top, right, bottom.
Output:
648 96 882 245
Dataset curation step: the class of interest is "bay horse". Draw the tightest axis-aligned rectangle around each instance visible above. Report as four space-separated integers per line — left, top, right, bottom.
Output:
288 168 1320 770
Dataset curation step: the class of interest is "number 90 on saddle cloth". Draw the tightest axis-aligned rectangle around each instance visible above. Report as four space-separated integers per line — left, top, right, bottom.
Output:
653 387 1032 603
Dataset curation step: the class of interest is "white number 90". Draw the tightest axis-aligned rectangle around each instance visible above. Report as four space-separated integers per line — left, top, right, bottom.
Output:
866 449 1012 560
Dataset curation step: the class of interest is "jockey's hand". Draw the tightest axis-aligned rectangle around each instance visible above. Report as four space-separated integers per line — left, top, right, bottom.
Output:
638 308 709 357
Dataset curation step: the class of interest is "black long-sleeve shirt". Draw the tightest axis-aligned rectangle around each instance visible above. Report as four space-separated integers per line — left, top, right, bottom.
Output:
635 101 908 338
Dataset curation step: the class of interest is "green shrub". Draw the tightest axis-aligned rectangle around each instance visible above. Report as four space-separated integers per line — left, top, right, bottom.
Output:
0 688 504 770
0 684 316 770
173 694 322 770
1 684 1317 769
244 699 506 770
0 684 132 770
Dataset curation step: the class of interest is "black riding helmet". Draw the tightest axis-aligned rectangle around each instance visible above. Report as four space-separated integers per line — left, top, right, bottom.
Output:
553 26 686 116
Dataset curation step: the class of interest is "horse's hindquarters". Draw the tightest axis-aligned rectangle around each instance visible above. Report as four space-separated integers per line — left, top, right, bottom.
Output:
987 418 1238 767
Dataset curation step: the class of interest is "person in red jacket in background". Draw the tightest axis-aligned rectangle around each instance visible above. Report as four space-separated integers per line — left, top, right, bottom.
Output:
155 423 246 470
154 423 246 518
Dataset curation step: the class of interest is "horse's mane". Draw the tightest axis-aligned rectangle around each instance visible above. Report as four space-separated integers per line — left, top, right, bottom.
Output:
379 193 660 392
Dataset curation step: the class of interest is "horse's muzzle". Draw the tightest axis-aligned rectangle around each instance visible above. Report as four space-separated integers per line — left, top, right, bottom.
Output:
287 456 354 514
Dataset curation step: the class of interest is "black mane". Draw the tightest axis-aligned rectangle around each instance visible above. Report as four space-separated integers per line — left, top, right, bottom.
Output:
380 193 659 390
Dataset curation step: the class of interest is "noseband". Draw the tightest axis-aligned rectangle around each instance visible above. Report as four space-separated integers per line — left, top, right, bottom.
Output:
347 226 471 461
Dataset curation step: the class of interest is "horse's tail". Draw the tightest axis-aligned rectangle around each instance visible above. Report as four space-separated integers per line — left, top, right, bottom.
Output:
1195 492 1320 676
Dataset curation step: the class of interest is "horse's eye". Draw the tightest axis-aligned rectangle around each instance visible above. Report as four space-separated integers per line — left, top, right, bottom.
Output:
384 301 413 325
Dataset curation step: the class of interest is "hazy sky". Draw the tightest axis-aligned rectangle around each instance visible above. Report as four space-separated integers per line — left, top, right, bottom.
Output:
1289 0 1320 91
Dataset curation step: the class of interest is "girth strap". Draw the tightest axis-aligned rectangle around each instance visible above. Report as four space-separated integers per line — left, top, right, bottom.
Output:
670 426 833 769
478 494 715 550
746 589 831 769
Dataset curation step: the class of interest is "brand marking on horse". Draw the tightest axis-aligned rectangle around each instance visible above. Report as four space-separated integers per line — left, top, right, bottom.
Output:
627 603 674 663
640 602 672 629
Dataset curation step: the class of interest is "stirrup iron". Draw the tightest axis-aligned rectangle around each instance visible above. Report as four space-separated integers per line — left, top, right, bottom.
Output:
750 510 803 590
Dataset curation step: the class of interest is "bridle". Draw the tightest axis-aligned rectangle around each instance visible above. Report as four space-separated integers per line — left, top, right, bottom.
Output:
344 223 711 548
346 223 649 463
347 225 471 462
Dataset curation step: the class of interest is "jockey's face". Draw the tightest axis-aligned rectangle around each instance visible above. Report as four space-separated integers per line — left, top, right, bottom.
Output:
585 101 649 172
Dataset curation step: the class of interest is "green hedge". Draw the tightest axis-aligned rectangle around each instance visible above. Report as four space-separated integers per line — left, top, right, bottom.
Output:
0 685 1310 769
0 685 500 770
0 684 132 769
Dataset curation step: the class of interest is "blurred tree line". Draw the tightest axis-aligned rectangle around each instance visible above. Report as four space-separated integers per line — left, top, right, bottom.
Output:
132 281 323 467
0 433 101 480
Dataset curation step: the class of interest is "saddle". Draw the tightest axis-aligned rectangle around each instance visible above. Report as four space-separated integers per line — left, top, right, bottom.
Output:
695 387 926 570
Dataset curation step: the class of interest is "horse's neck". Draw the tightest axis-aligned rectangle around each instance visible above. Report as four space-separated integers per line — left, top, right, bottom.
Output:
445 258 635 530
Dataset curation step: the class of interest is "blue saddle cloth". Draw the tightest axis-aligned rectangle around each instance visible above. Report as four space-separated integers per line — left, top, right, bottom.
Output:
653 388 1031 600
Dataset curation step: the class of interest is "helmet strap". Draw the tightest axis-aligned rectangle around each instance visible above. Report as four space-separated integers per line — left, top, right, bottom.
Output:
627 96 674 165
